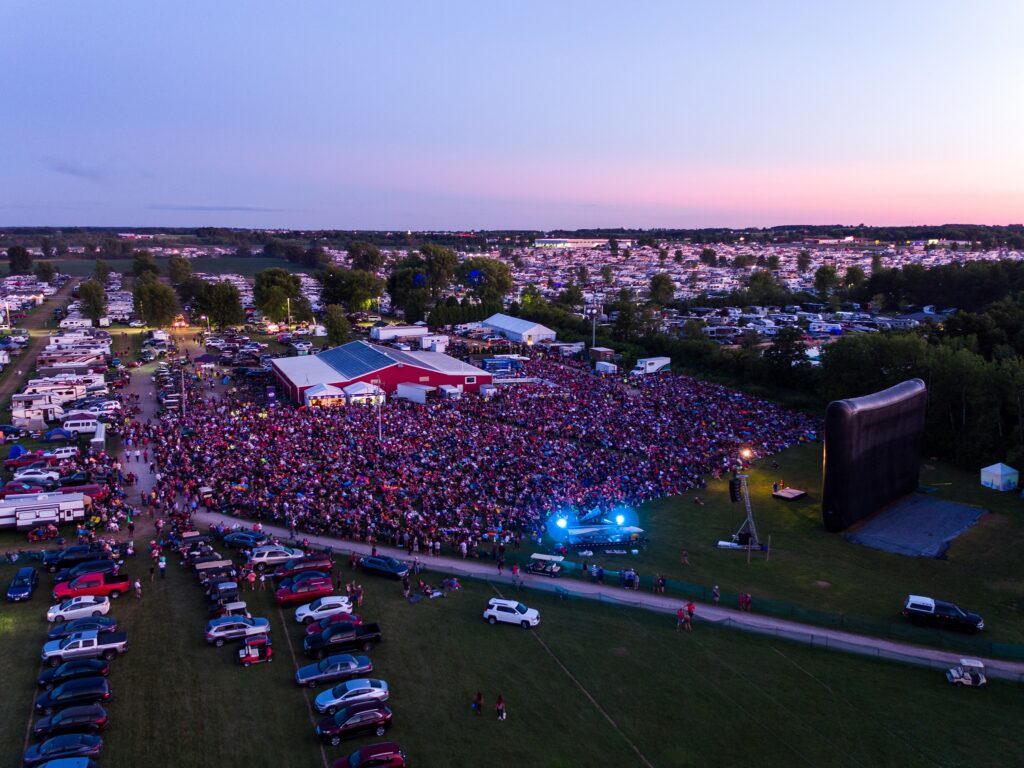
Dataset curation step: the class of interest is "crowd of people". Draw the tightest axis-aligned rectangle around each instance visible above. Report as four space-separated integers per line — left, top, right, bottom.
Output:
129 352 817 557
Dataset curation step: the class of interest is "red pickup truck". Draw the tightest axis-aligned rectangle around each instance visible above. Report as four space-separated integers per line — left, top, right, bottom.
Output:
53 572 132 601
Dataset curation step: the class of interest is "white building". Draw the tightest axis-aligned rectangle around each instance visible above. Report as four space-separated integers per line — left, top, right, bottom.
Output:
482 313 556 345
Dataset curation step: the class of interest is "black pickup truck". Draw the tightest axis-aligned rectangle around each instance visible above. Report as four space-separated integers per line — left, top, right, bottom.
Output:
44 545 111 574
303 623 382 659
902 595 985 633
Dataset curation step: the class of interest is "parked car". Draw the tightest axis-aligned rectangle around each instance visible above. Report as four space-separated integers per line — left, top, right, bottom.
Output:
53 572 131 602
38 659 110 690
336 742 407 768
44 545 110 574
483 598 540 628
204 616 270 647
314 678 389 715
306 613 363 636
273 553 334 581
41 630 128 667
295 654 373 688
276 576 334 607
223 530 269 549
13 468 61 483
31 705 108 741
7 566 39 601
316 702 393 746
46 596 111 623
278 570 331 591
304 623 383 659
46 617 119 641
5 453 57 470
23 733 103 767
1 481 48 497
35 677 112 714
53 561 118 585
249 545 305 571
358 556 409 579
902 595 984 633
295 595 353 625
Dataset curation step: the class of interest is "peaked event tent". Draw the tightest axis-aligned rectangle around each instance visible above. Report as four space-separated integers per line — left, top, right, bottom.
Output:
980 463 1019 491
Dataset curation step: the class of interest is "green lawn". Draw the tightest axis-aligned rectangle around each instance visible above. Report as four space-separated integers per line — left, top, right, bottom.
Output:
0 558 1021 768
541 442 1024 648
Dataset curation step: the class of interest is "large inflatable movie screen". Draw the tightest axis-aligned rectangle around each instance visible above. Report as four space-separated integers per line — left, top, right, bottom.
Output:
821 379 927 532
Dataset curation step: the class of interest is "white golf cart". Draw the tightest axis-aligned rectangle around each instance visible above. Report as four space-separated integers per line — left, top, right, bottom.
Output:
526 553 564 578
946 658 987 688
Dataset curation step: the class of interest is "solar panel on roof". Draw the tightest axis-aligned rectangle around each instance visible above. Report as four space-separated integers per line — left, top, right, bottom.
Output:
318 341 394 379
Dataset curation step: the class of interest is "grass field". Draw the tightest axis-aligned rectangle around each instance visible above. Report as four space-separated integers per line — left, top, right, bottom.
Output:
550 442 1024 646
0 556 1022 768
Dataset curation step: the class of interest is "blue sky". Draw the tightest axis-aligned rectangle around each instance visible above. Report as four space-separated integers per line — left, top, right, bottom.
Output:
2 1 1022 229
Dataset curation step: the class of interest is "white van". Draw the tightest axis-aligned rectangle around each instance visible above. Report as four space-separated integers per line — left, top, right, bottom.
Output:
61 418 99 437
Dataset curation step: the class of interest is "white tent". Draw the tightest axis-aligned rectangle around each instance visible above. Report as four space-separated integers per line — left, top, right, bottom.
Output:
303 383 346 406
342 381 385 405
980 463 1018 491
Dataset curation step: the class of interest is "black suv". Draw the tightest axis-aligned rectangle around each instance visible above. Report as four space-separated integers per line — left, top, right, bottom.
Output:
902 595 985 633
44 545 110 574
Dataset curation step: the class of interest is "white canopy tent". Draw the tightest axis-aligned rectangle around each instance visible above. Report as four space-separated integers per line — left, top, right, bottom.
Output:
980 462 1018 491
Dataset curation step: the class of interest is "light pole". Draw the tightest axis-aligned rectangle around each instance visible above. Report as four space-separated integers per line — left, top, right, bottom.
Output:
377 395 383 441
201 315 210 333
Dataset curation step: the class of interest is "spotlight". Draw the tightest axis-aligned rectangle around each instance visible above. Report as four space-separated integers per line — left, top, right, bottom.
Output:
556 518 567 529
615 514 625 525
740 447 753 460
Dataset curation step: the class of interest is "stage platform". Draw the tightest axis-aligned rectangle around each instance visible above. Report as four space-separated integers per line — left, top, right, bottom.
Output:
844 494 985 558
772 488 806 500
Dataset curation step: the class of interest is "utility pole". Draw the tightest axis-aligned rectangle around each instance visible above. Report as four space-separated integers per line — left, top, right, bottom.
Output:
286 298 291 329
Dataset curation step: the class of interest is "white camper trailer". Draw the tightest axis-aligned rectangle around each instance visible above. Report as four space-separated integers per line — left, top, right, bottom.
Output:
0 492 88 530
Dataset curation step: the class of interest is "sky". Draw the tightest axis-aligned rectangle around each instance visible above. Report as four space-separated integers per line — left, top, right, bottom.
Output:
2 1 1023 230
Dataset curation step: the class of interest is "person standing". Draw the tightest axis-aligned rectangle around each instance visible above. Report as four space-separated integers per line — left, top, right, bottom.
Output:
134 579 142 599
472 692 484 716
159 557 167 579
496 695 507 721
676 607 686 631
712 584 720 605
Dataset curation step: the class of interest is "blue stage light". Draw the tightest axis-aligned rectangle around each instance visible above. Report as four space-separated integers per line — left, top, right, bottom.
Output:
556 518 568 529
615 514 625 525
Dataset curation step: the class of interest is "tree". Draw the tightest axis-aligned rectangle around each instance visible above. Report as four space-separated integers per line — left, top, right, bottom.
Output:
34 261 57 283
601 265 614 285
386 262 430 323
797 250 812 273
78 279 108 323
556 283 585 308
253 268 301 322
133 276 180 327
844 266 866 291
319 267 384 311
456 257 512 304
167 255 192 285
576 265 589 285
420 244 458 300
608 238 619 256
132 251 160 279
762 326 809 384
323 304 351 346
649 272 675 305
40 237 54 259
302 245 331 269
674 249 684 263
766 255 780 270
658 248 668 262
613 288 638 339
699 248 717 267
871 253 883 273
93 259 110 284
204 282 245 329
7 245 32 275
814 265 839 295
347 241 384 273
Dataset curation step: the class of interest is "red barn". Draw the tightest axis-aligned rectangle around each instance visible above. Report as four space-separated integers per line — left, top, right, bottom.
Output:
271 340 492 403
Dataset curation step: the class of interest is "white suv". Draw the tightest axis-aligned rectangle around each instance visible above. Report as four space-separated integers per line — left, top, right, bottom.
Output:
483 598 540 629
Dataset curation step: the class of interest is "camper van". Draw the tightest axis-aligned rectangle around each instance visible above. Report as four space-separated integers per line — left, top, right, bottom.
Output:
58 317 93 330
60 417 100 436
0 492 87 530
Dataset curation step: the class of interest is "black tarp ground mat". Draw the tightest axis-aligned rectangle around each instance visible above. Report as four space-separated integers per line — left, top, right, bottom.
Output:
844 494 984 558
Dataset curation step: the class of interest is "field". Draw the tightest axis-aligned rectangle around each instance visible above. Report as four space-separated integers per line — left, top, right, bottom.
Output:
564 442 1024 646
1 556 1022 768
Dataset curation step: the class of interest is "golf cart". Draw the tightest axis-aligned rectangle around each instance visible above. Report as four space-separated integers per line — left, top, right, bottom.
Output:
213 601 251 619
237 634 273 667
946 658 987 688
527 553 564 578
27 524 60 543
